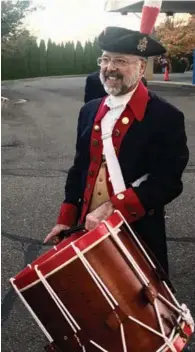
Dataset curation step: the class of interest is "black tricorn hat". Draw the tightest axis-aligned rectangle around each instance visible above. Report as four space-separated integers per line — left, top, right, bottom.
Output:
98 27 166 57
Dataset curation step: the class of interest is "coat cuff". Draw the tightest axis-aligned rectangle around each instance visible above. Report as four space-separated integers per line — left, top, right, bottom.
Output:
57 203 77 226
111 188 145 223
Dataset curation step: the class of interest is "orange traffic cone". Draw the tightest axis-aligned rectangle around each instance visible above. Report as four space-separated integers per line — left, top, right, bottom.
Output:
164 66 169 81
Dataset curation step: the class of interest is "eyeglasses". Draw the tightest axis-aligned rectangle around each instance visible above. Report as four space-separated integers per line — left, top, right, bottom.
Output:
97 56 139 68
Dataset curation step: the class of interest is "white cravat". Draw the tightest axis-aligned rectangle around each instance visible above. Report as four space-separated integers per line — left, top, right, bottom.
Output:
101 89 136 194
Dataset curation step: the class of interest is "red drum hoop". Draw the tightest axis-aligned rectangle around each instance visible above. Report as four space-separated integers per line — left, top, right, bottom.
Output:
10 211 194 352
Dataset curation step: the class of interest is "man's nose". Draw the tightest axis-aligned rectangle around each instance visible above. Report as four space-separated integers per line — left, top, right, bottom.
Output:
106 60 117 70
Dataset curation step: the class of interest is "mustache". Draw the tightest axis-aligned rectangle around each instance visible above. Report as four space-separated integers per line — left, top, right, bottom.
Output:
104 72 123 79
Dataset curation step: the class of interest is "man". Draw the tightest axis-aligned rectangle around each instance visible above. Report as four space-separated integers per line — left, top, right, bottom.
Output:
84 70 147 103
44 27 189 276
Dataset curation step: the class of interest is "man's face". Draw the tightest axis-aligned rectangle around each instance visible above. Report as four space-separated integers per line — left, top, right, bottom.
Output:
99 51 146 96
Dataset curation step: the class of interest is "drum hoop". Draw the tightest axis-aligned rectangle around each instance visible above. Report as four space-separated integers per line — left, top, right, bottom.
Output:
14 214 123 291
17 232 111 292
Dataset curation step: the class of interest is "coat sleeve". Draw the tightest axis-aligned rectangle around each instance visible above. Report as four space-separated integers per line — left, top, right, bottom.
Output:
111 110 189 223
57 108 85 226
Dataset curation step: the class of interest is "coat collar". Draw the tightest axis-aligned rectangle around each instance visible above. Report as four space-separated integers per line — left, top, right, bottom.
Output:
104 85 137 109
127 80 149 121
95 80 149 123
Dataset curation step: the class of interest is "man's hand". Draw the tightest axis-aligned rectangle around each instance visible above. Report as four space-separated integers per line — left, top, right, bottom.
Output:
43 224 70 244
85 201 114 231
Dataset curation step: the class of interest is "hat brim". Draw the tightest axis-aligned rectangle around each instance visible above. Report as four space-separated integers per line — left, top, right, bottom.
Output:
98 28 166 57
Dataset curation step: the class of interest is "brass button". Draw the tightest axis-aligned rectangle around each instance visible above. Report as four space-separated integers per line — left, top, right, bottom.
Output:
83 198 87 203
94 124 100 132
92 139 99 146
117 193 125 200
88 170 94 177
114 129 121 137
87 183 91 189
122 117 129 125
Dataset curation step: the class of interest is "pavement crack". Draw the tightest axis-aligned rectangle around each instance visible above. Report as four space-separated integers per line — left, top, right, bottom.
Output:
167 237 195 243
184 166 195 174
2 231 43 245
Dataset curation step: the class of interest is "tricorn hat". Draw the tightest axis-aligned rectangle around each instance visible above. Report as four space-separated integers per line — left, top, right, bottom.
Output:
98 0 166 57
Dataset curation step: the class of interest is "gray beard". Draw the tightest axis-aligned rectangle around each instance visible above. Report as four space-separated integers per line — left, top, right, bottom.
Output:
100 65 141 96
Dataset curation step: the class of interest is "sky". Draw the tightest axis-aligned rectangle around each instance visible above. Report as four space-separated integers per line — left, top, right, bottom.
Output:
26 0 143 44
26 0 189 45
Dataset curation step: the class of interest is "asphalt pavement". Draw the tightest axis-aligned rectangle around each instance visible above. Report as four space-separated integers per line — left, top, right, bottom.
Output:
153 71 194 84
1 76 195 351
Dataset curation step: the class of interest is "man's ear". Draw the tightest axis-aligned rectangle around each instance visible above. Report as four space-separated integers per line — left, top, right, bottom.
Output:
140 59 147 76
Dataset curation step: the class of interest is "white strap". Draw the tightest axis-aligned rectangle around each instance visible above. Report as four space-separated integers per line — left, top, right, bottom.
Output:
102 133 148 194
101 100 148 194
131 173 148 187
102 134 126 194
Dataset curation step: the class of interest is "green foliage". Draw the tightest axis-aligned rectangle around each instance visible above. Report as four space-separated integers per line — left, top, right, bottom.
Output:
75 41 84 74
0 1 118 78
1 0 37 41
39 39 47 76
2 36 102 80
1 1 103 80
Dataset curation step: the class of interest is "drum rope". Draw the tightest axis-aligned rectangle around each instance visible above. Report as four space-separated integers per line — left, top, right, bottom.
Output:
10 278 53 343
102 220 150 286
157 293 184 315
71 242 128 352
161 282 194 329
120 323 127 352
154 299 178 352
34 265 80 333
34 266 92 350
154 298 166 337
90 340 109 352
163 282 183 309
114 210 156 269
127 315 177 351
180 304 194 328
71 242 117 308
101 217 181 351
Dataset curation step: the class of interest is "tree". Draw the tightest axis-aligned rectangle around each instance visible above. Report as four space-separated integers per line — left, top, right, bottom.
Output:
63 41 75 74
154 15 195 57
83 41 94 73
27 38 40 77
2 33 106 79
1 30 37 79
1 0 40 79
39 39 47 76
46 39 54 75
75 41 84 74
91 37 102 71
1 0 37 43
